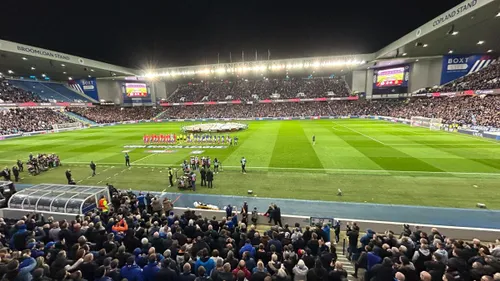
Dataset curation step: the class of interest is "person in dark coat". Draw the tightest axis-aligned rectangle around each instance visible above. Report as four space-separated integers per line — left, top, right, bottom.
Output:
366 257 395 281
200 168 207 187
12 165 20 182
79 253 98 281
273 204 282 227
179 263 196 281
206 169 214 189
155 259 178 281
306 260 328 281
65 169 75 184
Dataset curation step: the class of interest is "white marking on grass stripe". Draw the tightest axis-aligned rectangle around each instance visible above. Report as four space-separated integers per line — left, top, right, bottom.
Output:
333 123 386 145
131 153 156 164
23 160 500 177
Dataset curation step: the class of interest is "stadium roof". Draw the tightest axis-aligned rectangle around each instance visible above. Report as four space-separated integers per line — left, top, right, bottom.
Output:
374 0 500 60
0 0 498 81
0 39 138 81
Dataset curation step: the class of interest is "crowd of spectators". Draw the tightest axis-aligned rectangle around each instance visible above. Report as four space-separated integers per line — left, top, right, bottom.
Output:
157 95 500 128
160 95 500 127
0 188 342 281
438 61 500 92
168 77 351 102
160 103 333 119
0 109 73 136
69 107 163 124
0 186 500 281
0 79 45 103
2 95 499 135
346 223 500 281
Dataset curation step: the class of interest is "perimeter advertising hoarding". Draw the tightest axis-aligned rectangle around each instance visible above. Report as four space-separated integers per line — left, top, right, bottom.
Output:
372 65 410 95
441 55 496 85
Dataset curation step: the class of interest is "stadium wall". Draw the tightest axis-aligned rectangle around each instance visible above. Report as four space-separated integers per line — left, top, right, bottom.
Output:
96 80 122 104
350 70 367 95
409 58 442 92
151 81 167 100
365 69 374 98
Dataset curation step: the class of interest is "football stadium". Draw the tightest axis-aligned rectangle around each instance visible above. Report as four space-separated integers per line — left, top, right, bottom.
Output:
1 0 500 280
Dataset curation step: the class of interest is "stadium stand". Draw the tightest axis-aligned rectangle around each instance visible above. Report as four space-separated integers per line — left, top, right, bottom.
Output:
439 60 500 92
0 188 499 281
7 80 92 103
61 94 500 128
159 95 500 127
167 77 351 102
0 79 46 103
0 108 73 135
69 106 164 123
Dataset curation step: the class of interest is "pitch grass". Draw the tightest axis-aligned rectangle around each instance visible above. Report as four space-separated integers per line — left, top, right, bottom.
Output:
1 119 500 209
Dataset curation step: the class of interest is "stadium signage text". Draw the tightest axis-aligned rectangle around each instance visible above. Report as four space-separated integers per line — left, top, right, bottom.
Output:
16 45 71 60
432 0 477 27
124 145 228 149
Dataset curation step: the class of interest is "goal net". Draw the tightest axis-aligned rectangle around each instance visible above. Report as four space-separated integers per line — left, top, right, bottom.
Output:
52 122 83 132
410 116 442 130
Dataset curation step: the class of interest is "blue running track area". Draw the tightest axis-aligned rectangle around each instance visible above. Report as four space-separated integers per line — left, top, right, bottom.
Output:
14 184 500 230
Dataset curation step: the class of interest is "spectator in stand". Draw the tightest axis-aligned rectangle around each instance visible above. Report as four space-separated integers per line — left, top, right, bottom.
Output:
69 106 163 124
0 188 499 281
0 108 73 136
0 79 46 103
166 77 351 102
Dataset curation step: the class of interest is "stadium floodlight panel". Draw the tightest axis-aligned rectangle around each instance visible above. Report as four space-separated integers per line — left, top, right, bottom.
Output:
477 40 485 45
8 70 14 74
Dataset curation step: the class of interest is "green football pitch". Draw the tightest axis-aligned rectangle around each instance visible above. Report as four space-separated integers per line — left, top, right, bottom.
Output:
1 119 500 209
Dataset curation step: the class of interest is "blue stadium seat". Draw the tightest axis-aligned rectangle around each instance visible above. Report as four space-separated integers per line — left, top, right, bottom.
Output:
8 80 92 102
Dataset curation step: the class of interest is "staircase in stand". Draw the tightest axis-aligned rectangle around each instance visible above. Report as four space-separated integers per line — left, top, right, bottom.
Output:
335 241 358 281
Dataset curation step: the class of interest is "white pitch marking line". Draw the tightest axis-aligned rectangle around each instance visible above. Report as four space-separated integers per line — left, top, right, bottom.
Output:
333 122 386 145
3 161 498 177
131 153 156 164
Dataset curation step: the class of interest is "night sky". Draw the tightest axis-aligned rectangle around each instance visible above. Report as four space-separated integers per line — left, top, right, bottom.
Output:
1 0 461 69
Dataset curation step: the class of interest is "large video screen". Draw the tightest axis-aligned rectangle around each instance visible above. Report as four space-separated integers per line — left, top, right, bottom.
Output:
373 65 410 94
375 67 405 87
125 83 148 97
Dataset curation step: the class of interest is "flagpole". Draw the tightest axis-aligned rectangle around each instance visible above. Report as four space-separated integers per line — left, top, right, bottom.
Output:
217 53 220 64
230 52 232 63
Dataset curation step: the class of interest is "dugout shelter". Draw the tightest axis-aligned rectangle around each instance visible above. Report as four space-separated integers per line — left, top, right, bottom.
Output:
2 184 109 220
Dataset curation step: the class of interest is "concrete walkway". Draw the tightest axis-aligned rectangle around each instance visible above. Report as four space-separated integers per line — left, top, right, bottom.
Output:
14 184 500 230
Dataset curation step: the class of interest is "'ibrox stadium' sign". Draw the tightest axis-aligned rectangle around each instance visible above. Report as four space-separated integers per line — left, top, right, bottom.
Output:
17 45 71 60
432 0 477 27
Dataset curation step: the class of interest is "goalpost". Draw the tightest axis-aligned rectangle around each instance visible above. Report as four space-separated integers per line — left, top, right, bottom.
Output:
410 116 443 131
52 122 83 133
